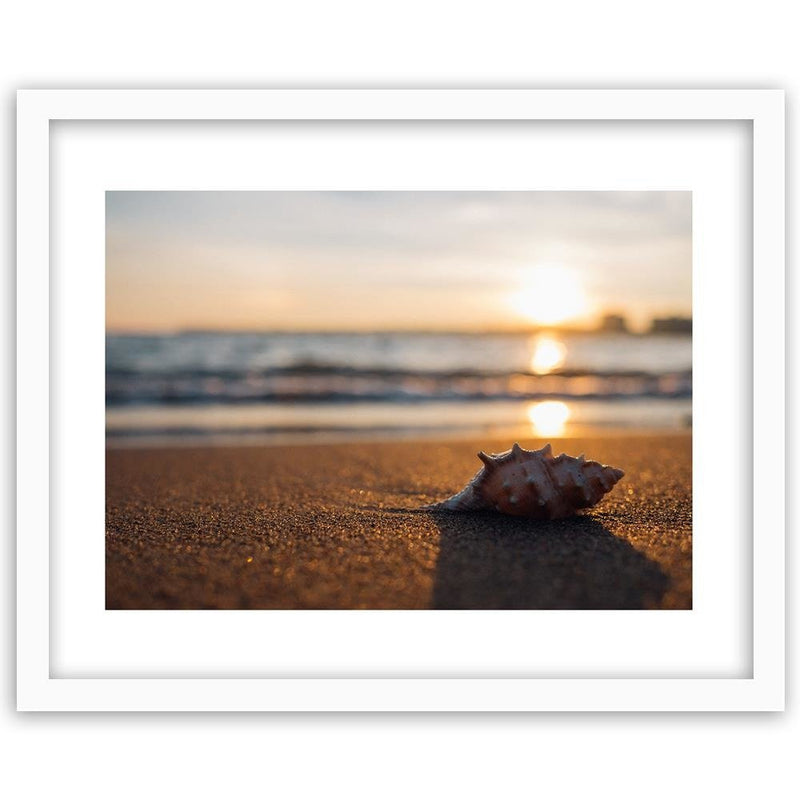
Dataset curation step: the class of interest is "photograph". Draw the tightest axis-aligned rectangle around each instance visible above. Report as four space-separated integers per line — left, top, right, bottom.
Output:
105 190 692 610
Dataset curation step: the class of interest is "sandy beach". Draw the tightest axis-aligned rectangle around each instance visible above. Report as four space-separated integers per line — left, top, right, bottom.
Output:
106 434 691 610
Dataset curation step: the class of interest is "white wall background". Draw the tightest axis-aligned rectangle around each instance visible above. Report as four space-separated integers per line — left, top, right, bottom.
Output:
2 2 795 798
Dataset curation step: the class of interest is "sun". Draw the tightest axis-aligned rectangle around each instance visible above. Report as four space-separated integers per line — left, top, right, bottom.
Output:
509 265 590 327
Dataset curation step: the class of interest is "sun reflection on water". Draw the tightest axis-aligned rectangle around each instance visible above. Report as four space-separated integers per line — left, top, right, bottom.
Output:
527 400 571 436
530 334 567 374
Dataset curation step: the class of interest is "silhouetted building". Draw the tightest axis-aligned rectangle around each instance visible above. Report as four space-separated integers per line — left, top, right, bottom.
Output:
650 316 692 334
599 313 630 334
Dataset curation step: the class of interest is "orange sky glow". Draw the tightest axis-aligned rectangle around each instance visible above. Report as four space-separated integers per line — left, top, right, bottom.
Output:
106 191 692 334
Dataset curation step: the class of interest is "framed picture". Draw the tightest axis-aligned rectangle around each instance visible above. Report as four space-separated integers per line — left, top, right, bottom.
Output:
17 89 784 711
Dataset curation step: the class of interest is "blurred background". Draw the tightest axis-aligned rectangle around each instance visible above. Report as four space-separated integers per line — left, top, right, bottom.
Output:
106 191 691 446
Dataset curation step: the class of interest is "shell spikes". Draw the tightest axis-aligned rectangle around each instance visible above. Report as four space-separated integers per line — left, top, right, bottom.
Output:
426 442 624 520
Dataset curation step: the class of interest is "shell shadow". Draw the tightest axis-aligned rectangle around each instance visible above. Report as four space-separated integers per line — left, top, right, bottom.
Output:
428 511 668 609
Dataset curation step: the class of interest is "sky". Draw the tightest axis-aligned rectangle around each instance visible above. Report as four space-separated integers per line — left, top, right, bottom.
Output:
106 191 692 333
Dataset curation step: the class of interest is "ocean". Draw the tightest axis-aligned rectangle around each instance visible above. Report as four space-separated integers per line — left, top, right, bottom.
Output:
106 330 692 446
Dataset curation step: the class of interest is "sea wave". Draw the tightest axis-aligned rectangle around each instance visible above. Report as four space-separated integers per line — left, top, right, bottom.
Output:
106 364 691 406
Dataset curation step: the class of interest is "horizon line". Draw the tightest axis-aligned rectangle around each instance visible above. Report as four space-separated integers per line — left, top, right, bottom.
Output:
106 323 692 337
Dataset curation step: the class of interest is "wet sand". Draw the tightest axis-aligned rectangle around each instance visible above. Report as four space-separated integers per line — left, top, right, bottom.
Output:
106 434 691 609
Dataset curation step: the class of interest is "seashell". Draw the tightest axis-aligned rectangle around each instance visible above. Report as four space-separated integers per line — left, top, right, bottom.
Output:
427 442 624 519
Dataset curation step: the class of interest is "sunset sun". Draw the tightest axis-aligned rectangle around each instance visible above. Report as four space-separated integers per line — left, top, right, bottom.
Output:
509 265 591 327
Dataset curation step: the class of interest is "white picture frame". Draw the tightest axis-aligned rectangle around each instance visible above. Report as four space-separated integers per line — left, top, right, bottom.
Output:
17 89 784 711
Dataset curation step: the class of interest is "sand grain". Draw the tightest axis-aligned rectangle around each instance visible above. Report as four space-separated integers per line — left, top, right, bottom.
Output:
106 435 691 609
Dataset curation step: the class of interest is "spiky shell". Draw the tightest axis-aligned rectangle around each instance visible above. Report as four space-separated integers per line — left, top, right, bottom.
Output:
428 442 624 519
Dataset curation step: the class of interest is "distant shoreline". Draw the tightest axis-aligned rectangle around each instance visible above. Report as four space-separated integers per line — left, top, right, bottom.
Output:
106 327 693 338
